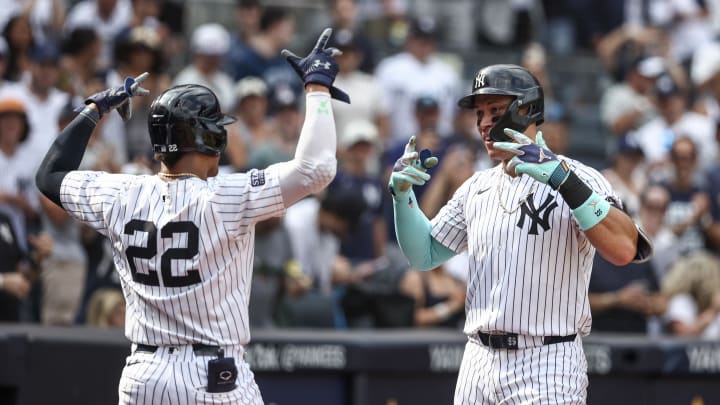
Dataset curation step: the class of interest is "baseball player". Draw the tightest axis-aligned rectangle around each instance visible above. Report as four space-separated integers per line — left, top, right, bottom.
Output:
389 64 653 404
35 29 348 405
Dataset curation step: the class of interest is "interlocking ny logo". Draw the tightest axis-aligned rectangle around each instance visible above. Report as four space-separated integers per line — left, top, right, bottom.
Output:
475 72 486 89
313 59 332 70
516 193 558 235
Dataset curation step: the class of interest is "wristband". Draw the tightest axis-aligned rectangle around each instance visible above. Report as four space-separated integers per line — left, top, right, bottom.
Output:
572 192 611 231
557 171 593 209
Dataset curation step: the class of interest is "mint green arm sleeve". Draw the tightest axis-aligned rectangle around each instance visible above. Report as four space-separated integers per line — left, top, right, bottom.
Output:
392 189 456 271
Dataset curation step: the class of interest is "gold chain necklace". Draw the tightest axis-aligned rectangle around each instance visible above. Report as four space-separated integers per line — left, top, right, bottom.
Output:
496 172 536 214
157 172 199 179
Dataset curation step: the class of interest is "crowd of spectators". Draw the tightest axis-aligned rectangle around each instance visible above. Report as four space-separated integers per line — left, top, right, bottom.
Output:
3 0 720 340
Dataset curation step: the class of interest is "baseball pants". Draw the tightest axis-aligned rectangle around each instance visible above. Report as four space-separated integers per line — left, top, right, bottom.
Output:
119 344 263 405
454 335 588 404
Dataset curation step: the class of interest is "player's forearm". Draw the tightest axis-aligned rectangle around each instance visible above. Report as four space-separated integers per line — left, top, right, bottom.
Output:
584 207 639 265
274 92 337 207
35 106 99 207
393 189 455 270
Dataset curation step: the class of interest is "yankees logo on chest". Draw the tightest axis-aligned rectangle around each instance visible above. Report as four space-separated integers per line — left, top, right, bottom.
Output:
516 193 558 235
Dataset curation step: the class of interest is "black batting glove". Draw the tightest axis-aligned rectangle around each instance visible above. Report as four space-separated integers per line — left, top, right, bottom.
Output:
281 28 350 103
84 72 150 120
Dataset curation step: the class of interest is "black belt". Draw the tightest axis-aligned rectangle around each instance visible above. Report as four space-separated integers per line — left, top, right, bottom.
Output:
476 332 577 350
135 343 222 356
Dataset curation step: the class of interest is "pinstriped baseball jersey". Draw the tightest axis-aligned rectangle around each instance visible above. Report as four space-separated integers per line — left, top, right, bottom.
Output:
60 167 284 346
430 158 619 338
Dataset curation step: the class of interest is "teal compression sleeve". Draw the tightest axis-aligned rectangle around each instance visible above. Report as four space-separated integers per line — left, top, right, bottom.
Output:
392 189 456 270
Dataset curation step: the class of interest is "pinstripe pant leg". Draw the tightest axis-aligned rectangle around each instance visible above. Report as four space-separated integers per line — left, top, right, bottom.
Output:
454 338 496 405
499 338 588 405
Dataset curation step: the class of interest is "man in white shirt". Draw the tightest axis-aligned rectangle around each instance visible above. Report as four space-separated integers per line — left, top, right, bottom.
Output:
173 23 236 111
375 17 460 144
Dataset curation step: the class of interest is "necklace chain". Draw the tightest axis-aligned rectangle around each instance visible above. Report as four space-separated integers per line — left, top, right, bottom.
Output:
496 173 536 214
157 172 199 179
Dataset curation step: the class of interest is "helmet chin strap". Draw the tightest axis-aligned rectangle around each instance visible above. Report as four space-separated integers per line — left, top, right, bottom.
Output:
488 99 533 142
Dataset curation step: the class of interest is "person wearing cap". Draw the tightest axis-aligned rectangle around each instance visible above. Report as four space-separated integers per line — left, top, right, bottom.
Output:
601 133 647 217
375 16 460 145
226 76 273 171
634 73 716 179
3 40 70 162
173 23 235 111
333 119 387 260
600 54 664 137
329 28 390 148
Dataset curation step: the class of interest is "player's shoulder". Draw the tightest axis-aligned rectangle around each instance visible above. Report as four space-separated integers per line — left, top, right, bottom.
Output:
65 170 150 187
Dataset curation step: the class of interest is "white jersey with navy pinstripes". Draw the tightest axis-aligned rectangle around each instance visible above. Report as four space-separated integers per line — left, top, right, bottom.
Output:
60 168 284 346
430 157 619 338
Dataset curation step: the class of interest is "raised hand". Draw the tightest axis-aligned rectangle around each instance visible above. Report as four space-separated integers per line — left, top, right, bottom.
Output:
84 72 151 120
388 136 439 196
493 128 570 190
281 28 350 103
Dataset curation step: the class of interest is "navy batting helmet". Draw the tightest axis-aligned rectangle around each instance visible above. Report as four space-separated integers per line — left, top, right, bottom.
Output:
458 64 544 142
148 84 236 158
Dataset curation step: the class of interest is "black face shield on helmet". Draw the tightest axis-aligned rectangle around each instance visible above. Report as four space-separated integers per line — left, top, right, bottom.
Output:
457 64 544 142
148 84 236 158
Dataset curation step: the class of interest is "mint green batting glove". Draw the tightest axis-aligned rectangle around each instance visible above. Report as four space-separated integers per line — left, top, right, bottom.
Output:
493 129 570 190
388 136 439 199
494 128 610 231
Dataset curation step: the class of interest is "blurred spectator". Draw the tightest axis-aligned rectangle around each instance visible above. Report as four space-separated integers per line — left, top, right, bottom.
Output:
662 251 720 338
65 0 132 72
173 23 235 111
594 25 669 81
602 132 647 216
224 6 298 96
0 97 39 225
333 119 386 260
3 13 35 82
250 217 308 328
475 0 543 48
108 26 170 163
635 73 716 178
324 0 376 73
0 207 32 321
233 0 263 43
398 266 465 328
232 76 273 148
589 250 667 335
86 287 125 328
362 0 410 55
600 54 663 136
375 16 460 144
691 41 720 122
329 29 390 148
636 184 681 280
38 192 87 326
4 40 70 163
283 190 367 327
0 0 65 46
57 27 103 98
659 137 712 256
420 144 474 219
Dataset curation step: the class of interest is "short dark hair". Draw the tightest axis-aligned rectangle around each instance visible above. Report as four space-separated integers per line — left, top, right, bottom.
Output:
61 28 99 56
260 7 290 32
